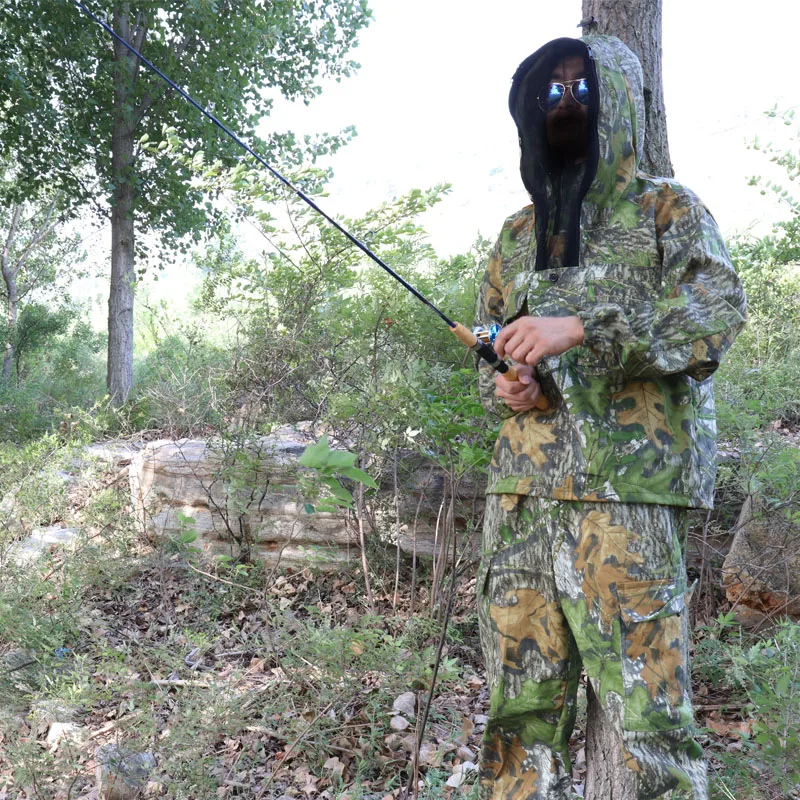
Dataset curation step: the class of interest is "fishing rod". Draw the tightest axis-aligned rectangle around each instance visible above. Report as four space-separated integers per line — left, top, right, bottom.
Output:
72 0 548 411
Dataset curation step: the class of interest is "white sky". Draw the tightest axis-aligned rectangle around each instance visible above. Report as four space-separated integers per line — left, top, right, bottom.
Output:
261 0 799 256
79 0 798 323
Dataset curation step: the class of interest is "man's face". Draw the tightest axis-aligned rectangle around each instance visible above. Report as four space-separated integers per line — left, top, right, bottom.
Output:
545 54 589 162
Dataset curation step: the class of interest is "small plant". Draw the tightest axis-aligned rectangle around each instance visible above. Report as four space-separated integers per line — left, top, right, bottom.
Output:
298 434 377 513
696 618 800 797
734 622 800 794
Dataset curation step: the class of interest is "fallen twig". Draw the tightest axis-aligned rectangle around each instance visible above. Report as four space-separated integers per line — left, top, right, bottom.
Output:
151 678 211 688
186 562 259 594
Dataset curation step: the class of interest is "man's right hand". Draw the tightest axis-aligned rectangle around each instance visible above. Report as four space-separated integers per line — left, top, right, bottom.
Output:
494 365 542 413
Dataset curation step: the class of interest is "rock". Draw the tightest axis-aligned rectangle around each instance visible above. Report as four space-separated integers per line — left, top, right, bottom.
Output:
130 434 359 569
29 700 79 736
84 442 139 468
46 722 87 750
96 745 157 800
389 715 410 731
722 495 800 619
446 761 478 787
2 650 36 672
129 426 485 569
392 691 417 717
472 714 489 726
8 526 81 566
456 745 476 762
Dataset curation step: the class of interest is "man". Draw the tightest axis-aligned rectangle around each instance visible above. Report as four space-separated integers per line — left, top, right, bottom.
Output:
474 36 746 800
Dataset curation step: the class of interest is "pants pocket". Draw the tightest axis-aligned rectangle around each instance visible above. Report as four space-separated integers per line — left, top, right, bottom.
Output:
617 578 694 732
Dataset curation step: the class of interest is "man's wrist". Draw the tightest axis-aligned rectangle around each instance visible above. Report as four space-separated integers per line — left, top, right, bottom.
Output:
571 315 585 346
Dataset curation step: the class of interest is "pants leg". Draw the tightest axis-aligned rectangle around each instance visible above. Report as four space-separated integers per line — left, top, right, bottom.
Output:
477 495 707 800
551 501 707 800
478 494 579 800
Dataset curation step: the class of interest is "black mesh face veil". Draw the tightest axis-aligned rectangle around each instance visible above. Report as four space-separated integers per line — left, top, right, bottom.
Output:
508 38 600 269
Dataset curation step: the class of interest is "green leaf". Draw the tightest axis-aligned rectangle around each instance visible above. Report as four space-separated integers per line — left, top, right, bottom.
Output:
326 450 357 468
179 530 198 544
340 466 377 488
317 500 347 513
321 476 353 504
775 672 792 697
299 435 331 468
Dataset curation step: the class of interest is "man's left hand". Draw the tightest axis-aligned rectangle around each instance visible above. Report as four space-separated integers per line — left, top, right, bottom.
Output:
494 315 585 366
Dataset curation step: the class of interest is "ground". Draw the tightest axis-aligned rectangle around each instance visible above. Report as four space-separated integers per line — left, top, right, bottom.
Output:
1 447 798 799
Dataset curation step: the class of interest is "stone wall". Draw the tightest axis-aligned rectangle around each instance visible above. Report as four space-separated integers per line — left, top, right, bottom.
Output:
130 427 484 568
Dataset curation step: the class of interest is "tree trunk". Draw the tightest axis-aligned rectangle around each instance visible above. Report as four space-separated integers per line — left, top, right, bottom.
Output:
584 681 636 799
1 205 22 382
580 3 672 798
106 4 143 405
107 140 136 405
581 0 673 177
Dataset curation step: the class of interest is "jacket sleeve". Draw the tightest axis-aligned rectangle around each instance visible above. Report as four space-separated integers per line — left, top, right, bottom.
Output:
474 233 516 419
576 195 747 382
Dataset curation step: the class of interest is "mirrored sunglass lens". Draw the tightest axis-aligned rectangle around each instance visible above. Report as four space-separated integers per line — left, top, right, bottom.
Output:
545 83 565 109
572 78 589 105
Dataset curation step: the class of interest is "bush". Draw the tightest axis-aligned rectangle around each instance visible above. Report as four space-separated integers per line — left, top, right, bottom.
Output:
0 312 105 442
695 618 800 797
132 322 228 437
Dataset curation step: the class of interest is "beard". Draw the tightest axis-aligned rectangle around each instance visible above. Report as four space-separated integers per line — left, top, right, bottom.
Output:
546 111 589 163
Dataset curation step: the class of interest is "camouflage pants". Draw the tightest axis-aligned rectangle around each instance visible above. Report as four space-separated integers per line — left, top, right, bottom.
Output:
477 494 706 800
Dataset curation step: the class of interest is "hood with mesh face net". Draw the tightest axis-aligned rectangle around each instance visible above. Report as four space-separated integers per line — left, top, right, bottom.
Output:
508 36 646 268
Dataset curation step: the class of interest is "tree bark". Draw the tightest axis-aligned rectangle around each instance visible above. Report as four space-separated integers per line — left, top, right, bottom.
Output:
1 205 22 381
581 0 673 177
579 3 672 798
107 3 145 405
584 681 636 800
107 130 136 404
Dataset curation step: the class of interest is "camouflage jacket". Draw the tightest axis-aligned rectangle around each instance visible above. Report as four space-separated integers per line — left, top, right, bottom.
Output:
476 36 747 509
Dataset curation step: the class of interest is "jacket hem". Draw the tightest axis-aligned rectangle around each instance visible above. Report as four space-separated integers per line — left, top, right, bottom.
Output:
485 477 712 510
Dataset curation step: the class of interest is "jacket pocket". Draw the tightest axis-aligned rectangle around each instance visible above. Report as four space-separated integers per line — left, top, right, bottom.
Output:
502 270 534 323
617 578 694 732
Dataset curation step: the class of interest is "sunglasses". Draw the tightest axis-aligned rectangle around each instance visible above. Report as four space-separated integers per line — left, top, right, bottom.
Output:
537 78 590 112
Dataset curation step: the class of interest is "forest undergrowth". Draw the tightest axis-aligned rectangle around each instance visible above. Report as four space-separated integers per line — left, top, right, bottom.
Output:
0 448 799 800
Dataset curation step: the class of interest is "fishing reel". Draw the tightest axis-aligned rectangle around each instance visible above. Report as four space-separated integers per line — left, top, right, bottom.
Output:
472 324 502 345
469 323 550 411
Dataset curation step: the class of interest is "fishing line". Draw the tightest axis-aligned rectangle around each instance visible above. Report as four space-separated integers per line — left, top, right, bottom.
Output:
71 0 533 387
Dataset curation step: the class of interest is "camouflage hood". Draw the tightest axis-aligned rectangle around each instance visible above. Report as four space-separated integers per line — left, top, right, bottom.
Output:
508 36 645 269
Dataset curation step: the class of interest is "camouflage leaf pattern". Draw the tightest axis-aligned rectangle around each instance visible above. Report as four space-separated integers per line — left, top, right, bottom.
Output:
478 494 707 799
475 36 747 509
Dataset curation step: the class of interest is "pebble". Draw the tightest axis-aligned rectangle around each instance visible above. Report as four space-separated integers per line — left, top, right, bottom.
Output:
389 715 410 731
392 691 417 717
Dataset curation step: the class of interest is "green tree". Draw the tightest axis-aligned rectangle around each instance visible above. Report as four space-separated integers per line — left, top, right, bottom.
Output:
0 0 371 403
0 167 81 382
